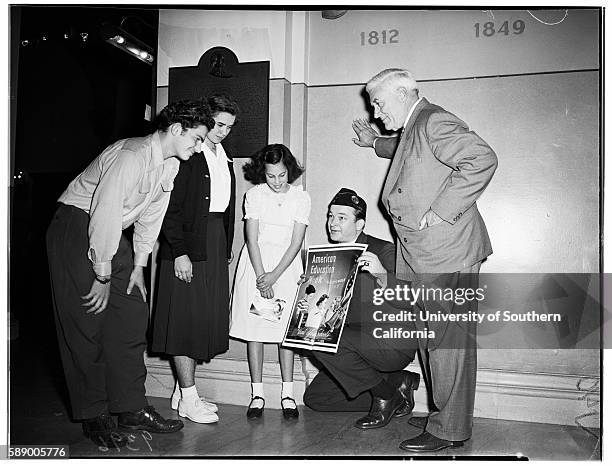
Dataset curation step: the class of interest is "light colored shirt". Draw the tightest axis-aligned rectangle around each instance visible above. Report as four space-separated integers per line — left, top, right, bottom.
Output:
202 142 231 213
402 96 424 129
58 132 179 276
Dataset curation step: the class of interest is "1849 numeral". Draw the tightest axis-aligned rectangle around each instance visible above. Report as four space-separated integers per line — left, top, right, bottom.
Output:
474 20 525 37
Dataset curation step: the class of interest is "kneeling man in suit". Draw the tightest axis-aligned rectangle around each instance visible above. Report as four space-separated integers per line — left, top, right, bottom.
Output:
303 188 420 430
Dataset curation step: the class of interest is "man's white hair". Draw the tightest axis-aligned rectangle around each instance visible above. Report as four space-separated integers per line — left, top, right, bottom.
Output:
366 68 419 95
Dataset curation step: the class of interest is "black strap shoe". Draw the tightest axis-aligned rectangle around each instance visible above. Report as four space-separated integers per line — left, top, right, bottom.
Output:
246 396 265 419
354 390 407 429
118 405 184 433
399 431 465 452
82 412 129 448
281 397 299 420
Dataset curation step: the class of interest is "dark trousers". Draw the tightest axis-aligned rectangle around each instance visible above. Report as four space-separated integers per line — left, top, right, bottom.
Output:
413 263 480 442
304 325 416 412
46 204 149 420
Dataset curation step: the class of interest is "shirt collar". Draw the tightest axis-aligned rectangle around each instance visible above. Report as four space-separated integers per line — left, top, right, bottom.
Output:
161 158 180 192
152 131 180 192
402 96 424 129
203 141 232 163
150 131 165 168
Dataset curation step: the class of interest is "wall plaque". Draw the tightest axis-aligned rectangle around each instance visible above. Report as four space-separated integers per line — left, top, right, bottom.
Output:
169 46 269 158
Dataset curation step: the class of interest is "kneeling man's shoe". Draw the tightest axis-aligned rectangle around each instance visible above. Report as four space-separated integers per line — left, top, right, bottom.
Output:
395 371 420 418
354 390 406 429
399 431 465 452
118 405 184 433
82 412 129 448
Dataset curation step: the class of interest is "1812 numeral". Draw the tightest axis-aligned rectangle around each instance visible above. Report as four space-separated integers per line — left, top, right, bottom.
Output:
360 29 399 46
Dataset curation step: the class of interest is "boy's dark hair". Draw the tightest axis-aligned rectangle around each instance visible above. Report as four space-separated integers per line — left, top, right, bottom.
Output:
305 285 316 295
208 94 240 118
156 99 215 132
243 143 304 184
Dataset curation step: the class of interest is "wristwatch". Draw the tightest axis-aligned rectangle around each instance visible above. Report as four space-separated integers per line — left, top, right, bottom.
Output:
95 275 111 285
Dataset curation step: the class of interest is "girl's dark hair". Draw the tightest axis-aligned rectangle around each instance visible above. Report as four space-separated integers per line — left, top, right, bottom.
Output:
208 94 240 118
305 285 316 295
156 99 214 131
316 294 329 307
243 143 304 184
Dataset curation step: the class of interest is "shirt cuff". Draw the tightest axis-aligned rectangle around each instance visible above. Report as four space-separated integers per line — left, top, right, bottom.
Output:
133 252 149 268
93 261 112 277
373 137 378 151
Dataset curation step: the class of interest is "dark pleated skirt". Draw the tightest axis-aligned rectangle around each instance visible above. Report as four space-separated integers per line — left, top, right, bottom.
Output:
152 214 229 361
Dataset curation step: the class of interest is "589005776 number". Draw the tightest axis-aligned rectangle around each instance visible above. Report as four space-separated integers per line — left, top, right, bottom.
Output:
474 20 525 38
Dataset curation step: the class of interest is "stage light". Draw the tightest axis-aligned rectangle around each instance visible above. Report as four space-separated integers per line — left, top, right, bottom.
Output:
101 23 154 65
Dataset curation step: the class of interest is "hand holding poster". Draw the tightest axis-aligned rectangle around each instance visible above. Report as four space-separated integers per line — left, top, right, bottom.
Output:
282 243 368 353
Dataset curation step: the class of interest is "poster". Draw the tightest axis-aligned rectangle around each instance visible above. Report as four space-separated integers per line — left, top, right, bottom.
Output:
282 243 368 352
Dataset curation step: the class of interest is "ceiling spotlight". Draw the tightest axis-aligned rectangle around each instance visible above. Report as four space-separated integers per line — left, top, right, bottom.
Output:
80 32 88 42
21 39 29 47
101 22 154 65
63 33 70 39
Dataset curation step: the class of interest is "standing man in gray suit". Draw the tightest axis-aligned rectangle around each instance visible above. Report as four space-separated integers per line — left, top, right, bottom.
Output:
352 68 497 452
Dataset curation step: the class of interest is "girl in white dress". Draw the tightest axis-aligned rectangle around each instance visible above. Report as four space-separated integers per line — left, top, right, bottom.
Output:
230 144 310 419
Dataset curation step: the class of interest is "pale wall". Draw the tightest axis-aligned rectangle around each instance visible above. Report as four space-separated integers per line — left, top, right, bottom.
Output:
151 9 600 418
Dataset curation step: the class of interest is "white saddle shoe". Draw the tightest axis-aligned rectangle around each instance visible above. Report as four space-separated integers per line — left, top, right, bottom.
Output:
171 388 218 413
177 398 219 424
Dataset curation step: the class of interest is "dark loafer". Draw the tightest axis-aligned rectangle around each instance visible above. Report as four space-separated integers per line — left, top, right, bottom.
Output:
281 397 299 420
82 412 129 448
399 431 465 452
395 371 420 418
246 396 265 419
118 405 184 433
354 390 407 429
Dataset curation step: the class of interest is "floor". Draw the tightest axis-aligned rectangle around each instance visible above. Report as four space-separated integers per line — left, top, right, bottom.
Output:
9 320 601 460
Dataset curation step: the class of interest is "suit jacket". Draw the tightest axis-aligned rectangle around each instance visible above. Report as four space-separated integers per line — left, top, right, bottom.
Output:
343 232 416 354
345 232 396 326
375 98 498 278
159 150 236 261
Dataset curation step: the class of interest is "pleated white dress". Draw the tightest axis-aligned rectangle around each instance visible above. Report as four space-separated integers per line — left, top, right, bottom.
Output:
229 183 311 343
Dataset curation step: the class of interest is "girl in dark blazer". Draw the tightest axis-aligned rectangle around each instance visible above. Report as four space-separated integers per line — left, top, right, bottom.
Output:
152 95 238 424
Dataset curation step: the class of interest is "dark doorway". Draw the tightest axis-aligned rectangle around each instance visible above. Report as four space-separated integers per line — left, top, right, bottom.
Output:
9 5 159 430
